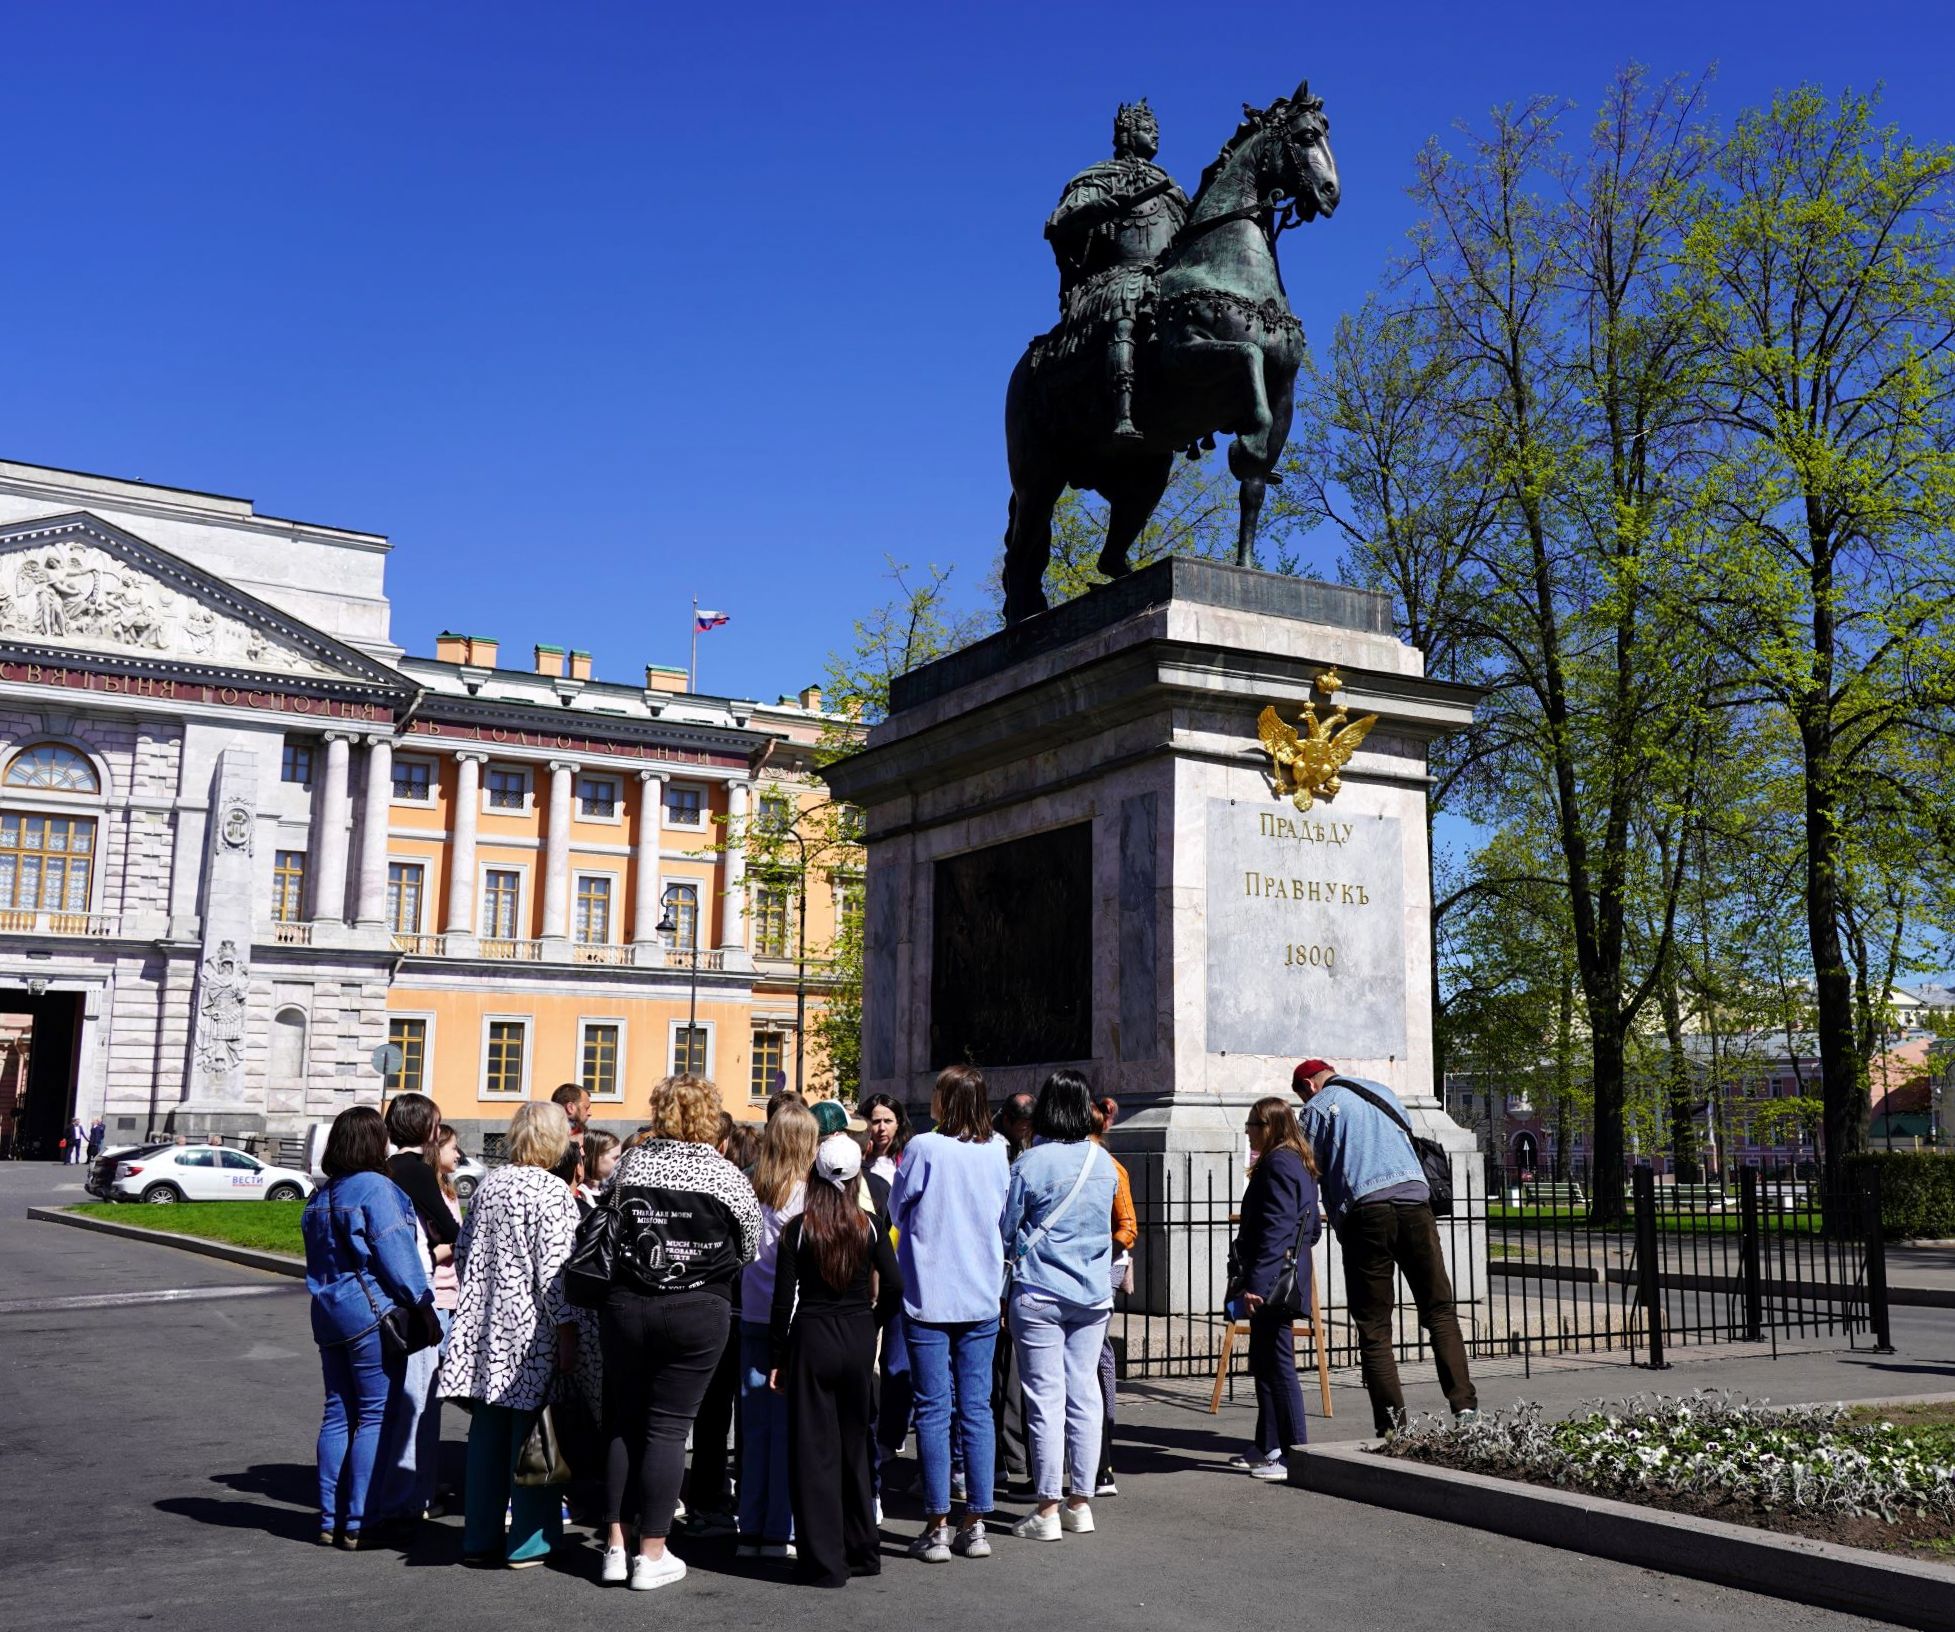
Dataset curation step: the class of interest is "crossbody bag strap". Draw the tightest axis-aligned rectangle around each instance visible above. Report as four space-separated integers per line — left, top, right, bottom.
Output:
1335 1078 1419 1153
1014 1142 1101 1269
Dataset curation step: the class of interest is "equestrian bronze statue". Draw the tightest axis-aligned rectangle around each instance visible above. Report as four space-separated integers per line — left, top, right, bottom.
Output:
1002 81 1340 624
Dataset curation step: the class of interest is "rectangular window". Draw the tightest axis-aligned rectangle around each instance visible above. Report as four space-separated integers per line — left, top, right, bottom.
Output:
664 784 704 827
392 758 434 802
575 875 613 944
664 883 699 951
832 879 861 935
671 1024 708 1077
386 862 424 934
0 815 96 913
387 1017 427 1095
754 885 790 958
483 1020 527 1097
280 742 313 786
750 1029 785 1099
581 1023 620 1099
272 849 307 923
757 793 793 834
837 805 866 841
577 775 619 818
485 767 527 810
482 869 521 938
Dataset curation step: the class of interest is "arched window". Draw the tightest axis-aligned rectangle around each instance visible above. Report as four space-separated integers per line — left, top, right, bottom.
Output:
4 744 99 795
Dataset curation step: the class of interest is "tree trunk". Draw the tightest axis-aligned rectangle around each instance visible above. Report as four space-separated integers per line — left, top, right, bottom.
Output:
1587 1001 1628 1222
1659 960 1702 1181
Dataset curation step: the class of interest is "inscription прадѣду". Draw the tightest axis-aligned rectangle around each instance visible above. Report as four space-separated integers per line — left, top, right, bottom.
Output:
1204 799 1408 1059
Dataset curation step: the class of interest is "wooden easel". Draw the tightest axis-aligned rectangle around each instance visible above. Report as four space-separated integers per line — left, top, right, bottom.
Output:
1207 1274 1334 1418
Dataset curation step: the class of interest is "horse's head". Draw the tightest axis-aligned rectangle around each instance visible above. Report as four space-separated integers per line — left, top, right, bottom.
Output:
1261 79 1339 221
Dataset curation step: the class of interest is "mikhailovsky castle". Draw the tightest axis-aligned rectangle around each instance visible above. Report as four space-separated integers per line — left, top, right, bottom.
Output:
0 460 857 1154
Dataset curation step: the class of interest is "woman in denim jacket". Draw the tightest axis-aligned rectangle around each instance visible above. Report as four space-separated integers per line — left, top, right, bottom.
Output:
302 1105 435 1547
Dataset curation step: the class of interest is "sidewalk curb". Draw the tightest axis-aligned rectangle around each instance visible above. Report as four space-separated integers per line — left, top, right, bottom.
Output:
1287 1439 1955 1631
28 1205 305 1280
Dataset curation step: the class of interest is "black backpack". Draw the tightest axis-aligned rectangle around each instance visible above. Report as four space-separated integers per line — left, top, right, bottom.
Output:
1331 1078 1454 1218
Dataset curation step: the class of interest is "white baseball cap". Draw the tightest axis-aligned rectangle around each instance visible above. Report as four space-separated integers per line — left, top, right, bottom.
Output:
814 1132 863 1189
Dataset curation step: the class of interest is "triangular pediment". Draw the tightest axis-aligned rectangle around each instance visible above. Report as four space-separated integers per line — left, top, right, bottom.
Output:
0 512 407 692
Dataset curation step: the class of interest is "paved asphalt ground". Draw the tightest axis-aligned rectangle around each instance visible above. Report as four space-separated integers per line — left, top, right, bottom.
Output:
3 1163 1950 1632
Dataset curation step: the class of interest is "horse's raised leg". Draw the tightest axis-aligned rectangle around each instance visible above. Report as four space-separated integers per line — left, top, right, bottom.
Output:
1096 453 1175 579
1166 333 1273 465
1231 373 1293 567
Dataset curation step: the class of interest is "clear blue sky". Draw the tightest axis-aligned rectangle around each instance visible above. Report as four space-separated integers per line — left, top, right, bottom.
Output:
2 0 1950 699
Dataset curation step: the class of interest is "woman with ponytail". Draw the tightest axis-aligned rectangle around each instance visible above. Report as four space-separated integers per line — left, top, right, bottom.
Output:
768 1133 901 1588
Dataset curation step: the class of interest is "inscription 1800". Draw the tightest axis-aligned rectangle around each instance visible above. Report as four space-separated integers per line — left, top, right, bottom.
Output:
1205 799 1408 1060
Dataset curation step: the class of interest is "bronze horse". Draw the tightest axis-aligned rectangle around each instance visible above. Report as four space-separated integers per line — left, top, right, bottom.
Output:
1002 84 1340 624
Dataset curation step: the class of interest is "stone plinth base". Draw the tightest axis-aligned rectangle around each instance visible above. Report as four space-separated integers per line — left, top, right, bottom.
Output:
824 558 1485 1313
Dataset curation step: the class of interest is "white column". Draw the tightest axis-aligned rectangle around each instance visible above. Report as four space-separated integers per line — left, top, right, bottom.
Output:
353 736 394 930
540 760 577 954
720 778 751 953
631 770 668 964
310 732 353 925
444 752 486 939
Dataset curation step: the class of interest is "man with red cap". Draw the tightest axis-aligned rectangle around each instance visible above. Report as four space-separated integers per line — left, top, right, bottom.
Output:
1293 1059 1477 1435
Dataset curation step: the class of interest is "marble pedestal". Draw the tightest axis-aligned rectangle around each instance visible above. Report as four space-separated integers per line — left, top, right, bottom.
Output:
823 559 1483 1314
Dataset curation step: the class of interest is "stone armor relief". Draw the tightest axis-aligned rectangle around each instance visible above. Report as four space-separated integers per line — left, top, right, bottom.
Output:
0 540 338 676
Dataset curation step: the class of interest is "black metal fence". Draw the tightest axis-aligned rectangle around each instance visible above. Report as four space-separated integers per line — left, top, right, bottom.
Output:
1110 1152 1892 1387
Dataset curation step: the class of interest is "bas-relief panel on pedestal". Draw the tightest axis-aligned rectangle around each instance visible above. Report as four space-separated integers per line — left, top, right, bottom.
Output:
1204 798 1407 1060
930 823 1093 1069
0 539 338 676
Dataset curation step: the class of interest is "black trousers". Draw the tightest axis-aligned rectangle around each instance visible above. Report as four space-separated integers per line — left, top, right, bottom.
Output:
683 1319 739 1513
991 1303 1028 1482
786 1309 880 1588
600 1288 729 1534
1337 1202 1477 1435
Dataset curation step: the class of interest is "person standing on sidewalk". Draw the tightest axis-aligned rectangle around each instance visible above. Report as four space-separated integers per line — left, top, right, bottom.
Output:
1000 1070 1116 1543
770 1133 902 1587
888 1064 1010 1563
1293 1060 1476 1435
1231 1097 1321 1478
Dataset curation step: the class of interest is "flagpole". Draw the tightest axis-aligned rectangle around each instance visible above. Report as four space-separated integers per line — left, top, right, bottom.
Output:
690 594 698 693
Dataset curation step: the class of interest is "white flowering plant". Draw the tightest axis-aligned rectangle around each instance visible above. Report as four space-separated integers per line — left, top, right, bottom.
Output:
1385 1392 1955 1526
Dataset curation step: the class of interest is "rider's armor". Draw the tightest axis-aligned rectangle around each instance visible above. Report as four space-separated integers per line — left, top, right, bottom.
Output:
1044 102 1189 440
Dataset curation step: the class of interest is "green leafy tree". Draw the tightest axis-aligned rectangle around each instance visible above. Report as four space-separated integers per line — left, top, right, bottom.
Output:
1673 85 1955 1190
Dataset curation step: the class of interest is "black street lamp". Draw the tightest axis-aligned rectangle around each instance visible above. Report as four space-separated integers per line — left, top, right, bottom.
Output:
655 886 702 1072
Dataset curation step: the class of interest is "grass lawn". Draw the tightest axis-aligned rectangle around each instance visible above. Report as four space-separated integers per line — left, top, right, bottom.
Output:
67 1200 305 1257
1485 1205 1824 1235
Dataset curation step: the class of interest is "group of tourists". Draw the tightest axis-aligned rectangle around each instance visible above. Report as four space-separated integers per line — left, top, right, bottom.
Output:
300 1058 1474 1589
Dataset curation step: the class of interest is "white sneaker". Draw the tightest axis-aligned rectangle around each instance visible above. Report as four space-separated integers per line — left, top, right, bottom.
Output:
629 1551 686 1591
1010 1510 1062 1542
951 1521 990 1558
1226 1450 1255 1471
949 1473 967 1504
908 1524 952 1563
601 1546 629 1584
1094 1476 1119 1497
1248 1453 1288 1482
1060 1503 1094 1533
760 1542 797 1560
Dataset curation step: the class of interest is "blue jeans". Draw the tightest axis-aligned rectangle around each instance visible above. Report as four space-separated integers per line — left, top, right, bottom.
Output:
463 1403 563 1562
316 1325 402 1535
1009 1290 1109 1502
906 1317 998 1518
736 1322 793 1543
370 1307 451 1520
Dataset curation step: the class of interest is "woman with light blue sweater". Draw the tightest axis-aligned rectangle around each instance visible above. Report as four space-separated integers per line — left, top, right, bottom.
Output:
999 1068 1117 1541
887 1063 1011 1564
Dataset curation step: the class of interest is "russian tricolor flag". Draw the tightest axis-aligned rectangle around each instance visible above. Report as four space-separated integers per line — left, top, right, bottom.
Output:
695 609 730 632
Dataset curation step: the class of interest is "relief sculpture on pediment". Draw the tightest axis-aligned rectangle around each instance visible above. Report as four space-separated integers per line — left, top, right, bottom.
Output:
0 540 339 676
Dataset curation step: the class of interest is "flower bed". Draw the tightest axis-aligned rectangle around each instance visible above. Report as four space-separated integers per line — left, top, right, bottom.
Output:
1382 1393 1955 1560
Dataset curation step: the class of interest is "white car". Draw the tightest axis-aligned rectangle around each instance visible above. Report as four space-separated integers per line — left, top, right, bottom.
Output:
451 1150 489 1203
108 1144 315 1205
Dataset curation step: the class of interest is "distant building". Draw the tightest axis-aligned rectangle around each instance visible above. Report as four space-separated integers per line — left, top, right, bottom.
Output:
0 460 859 1154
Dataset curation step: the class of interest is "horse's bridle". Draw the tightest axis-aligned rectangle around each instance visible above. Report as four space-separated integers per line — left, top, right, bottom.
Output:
1170 116 1328 252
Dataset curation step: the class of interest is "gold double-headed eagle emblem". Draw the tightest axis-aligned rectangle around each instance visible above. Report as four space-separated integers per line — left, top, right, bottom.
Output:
1256 668 1378 813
